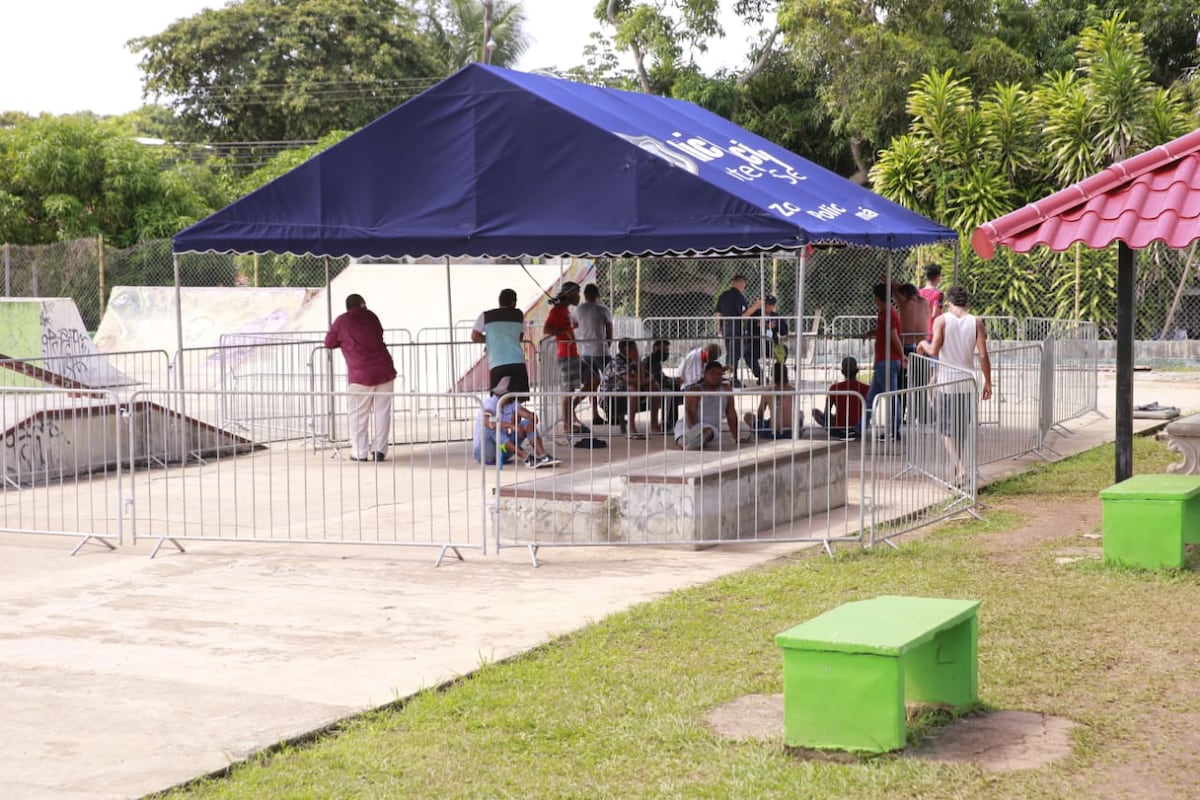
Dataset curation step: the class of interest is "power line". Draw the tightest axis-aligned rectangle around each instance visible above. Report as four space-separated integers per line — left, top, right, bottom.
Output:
151 76 444 108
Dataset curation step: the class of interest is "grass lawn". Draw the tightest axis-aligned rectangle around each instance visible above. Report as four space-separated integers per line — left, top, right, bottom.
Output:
162 436 1199 800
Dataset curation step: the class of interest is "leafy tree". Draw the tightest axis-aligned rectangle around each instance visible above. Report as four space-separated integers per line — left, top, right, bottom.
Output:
870 70 1027 231
422 0 529 75
870 13 1196 323
130 0 441 147
776 0 1032 181
995 0 1200 87
768 0 1196 180
0 115 230 247
594 0 730 95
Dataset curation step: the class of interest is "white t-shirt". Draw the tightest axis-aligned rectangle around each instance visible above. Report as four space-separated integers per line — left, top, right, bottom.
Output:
677 347 707 386
574 301 613 358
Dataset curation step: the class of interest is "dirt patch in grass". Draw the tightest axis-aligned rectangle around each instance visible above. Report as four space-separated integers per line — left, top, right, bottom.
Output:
704 695 1077 771
913 710 1076 771
970 492 1200 797
701 693 783 743
979 494 1103 556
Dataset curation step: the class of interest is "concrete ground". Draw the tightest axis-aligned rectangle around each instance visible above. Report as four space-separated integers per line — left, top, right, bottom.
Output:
1 370 1197 800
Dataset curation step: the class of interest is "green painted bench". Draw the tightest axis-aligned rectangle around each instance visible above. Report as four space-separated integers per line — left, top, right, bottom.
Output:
1099 474 1200 570
775 595 980 753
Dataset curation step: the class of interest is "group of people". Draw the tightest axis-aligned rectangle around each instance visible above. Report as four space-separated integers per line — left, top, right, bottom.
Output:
323 262 992 477
714 274 789 387
851 263 993 480
857 263 962 440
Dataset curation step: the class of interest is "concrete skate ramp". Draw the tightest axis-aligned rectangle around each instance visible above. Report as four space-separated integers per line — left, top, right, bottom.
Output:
0 398 257 487
284 259 595 336
0 298 137 389
95 286 320 353
90 260 593 397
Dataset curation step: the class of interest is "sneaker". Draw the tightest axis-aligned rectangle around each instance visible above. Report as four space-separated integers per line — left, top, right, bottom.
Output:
532 454 560 469
372 451 386 462
523 453 537 468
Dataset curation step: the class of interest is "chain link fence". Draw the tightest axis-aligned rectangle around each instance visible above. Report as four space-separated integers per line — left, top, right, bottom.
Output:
1 239 349 332
2 237 1198 343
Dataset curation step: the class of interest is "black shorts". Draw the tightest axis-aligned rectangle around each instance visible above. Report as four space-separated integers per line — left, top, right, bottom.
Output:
488 363 530 398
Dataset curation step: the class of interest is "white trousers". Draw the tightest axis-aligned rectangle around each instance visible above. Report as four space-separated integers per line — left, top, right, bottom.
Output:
347 380 394 459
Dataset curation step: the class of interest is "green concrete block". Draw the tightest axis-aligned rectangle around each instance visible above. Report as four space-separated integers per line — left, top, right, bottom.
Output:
779 648 905 752
776 595 980 753
1100 475 1200 569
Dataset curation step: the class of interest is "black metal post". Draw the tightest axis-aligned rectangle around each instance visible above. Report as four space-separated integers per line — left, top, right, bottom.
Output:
1115 242 1134 482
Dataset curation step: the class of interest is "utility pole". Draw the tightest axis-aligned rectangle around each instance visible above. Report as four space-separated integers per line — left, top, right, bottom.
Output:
482 1 496 64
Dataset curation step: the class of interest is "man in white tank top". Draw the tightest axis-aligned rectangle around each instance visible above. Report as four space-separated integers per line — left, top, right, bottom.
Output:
916 285 992 486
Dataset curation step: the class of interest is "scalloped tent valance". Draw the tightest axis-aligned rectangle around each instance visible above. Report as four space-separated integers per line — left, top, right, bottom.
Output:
173 64 955 259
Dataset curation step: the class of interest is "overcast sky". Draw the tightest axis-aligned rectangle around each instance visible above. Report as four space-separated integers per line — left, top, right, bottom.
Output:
1 1 766 117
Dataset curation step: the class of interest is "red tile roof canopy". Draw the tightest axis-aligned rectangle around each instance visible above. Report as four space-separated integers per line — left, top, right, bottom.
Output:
971 127 1200 260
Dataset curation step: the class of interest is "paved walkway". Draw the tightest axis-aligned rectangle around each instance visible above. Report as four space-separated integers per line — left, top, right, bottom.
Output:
1 371 1197 799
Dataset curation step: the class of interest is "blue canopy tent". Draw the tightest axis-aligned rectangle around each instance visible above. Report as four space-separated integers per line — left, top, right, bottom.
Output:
171 64 957 402
173 64 954 259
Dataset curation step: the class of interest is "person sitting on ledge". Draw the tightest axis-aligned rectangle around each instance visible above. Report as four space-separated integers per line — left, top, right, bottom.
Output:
599 338 656 436
744 362 800 439
674 360 742 450
812 356 870 440
472 376 559 468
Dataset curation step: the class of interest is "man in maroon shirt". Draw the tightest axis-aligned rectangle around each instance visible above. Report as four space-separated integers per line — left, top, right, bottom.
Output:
324 293 397 462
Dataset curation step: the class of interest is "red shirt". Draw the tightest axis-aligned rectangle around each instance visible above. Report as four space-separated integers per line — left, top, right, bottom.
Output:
874 307 902 363
545 304 578 358
828 379 870 428
324 307 397 386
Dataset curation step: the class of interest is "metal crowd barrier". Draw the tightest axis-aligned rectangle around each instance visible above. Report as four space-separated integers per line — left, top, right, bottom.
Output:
977 342 1047 464
0 349 172 392
1028 320 1101 428
0 385 124 553
866 370 978 547
124 388 487 565
0 313 1103 561
489 387 867 564
979 315 1022 342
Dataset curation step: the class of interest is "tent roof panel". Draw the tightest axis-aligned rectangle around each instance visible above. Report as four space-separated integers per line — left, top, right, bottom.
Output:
175 64 956 258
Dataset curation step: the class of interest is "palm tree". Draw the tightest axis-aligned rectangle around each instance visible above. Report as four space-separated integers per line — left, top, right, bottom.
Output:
424 0 529 75
871 14 1195 322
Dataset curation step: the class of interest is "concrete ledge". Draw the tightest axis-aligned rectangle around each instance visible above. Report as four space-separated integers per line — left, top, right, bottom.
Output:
1164 413 1200 474
496 439 846 545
